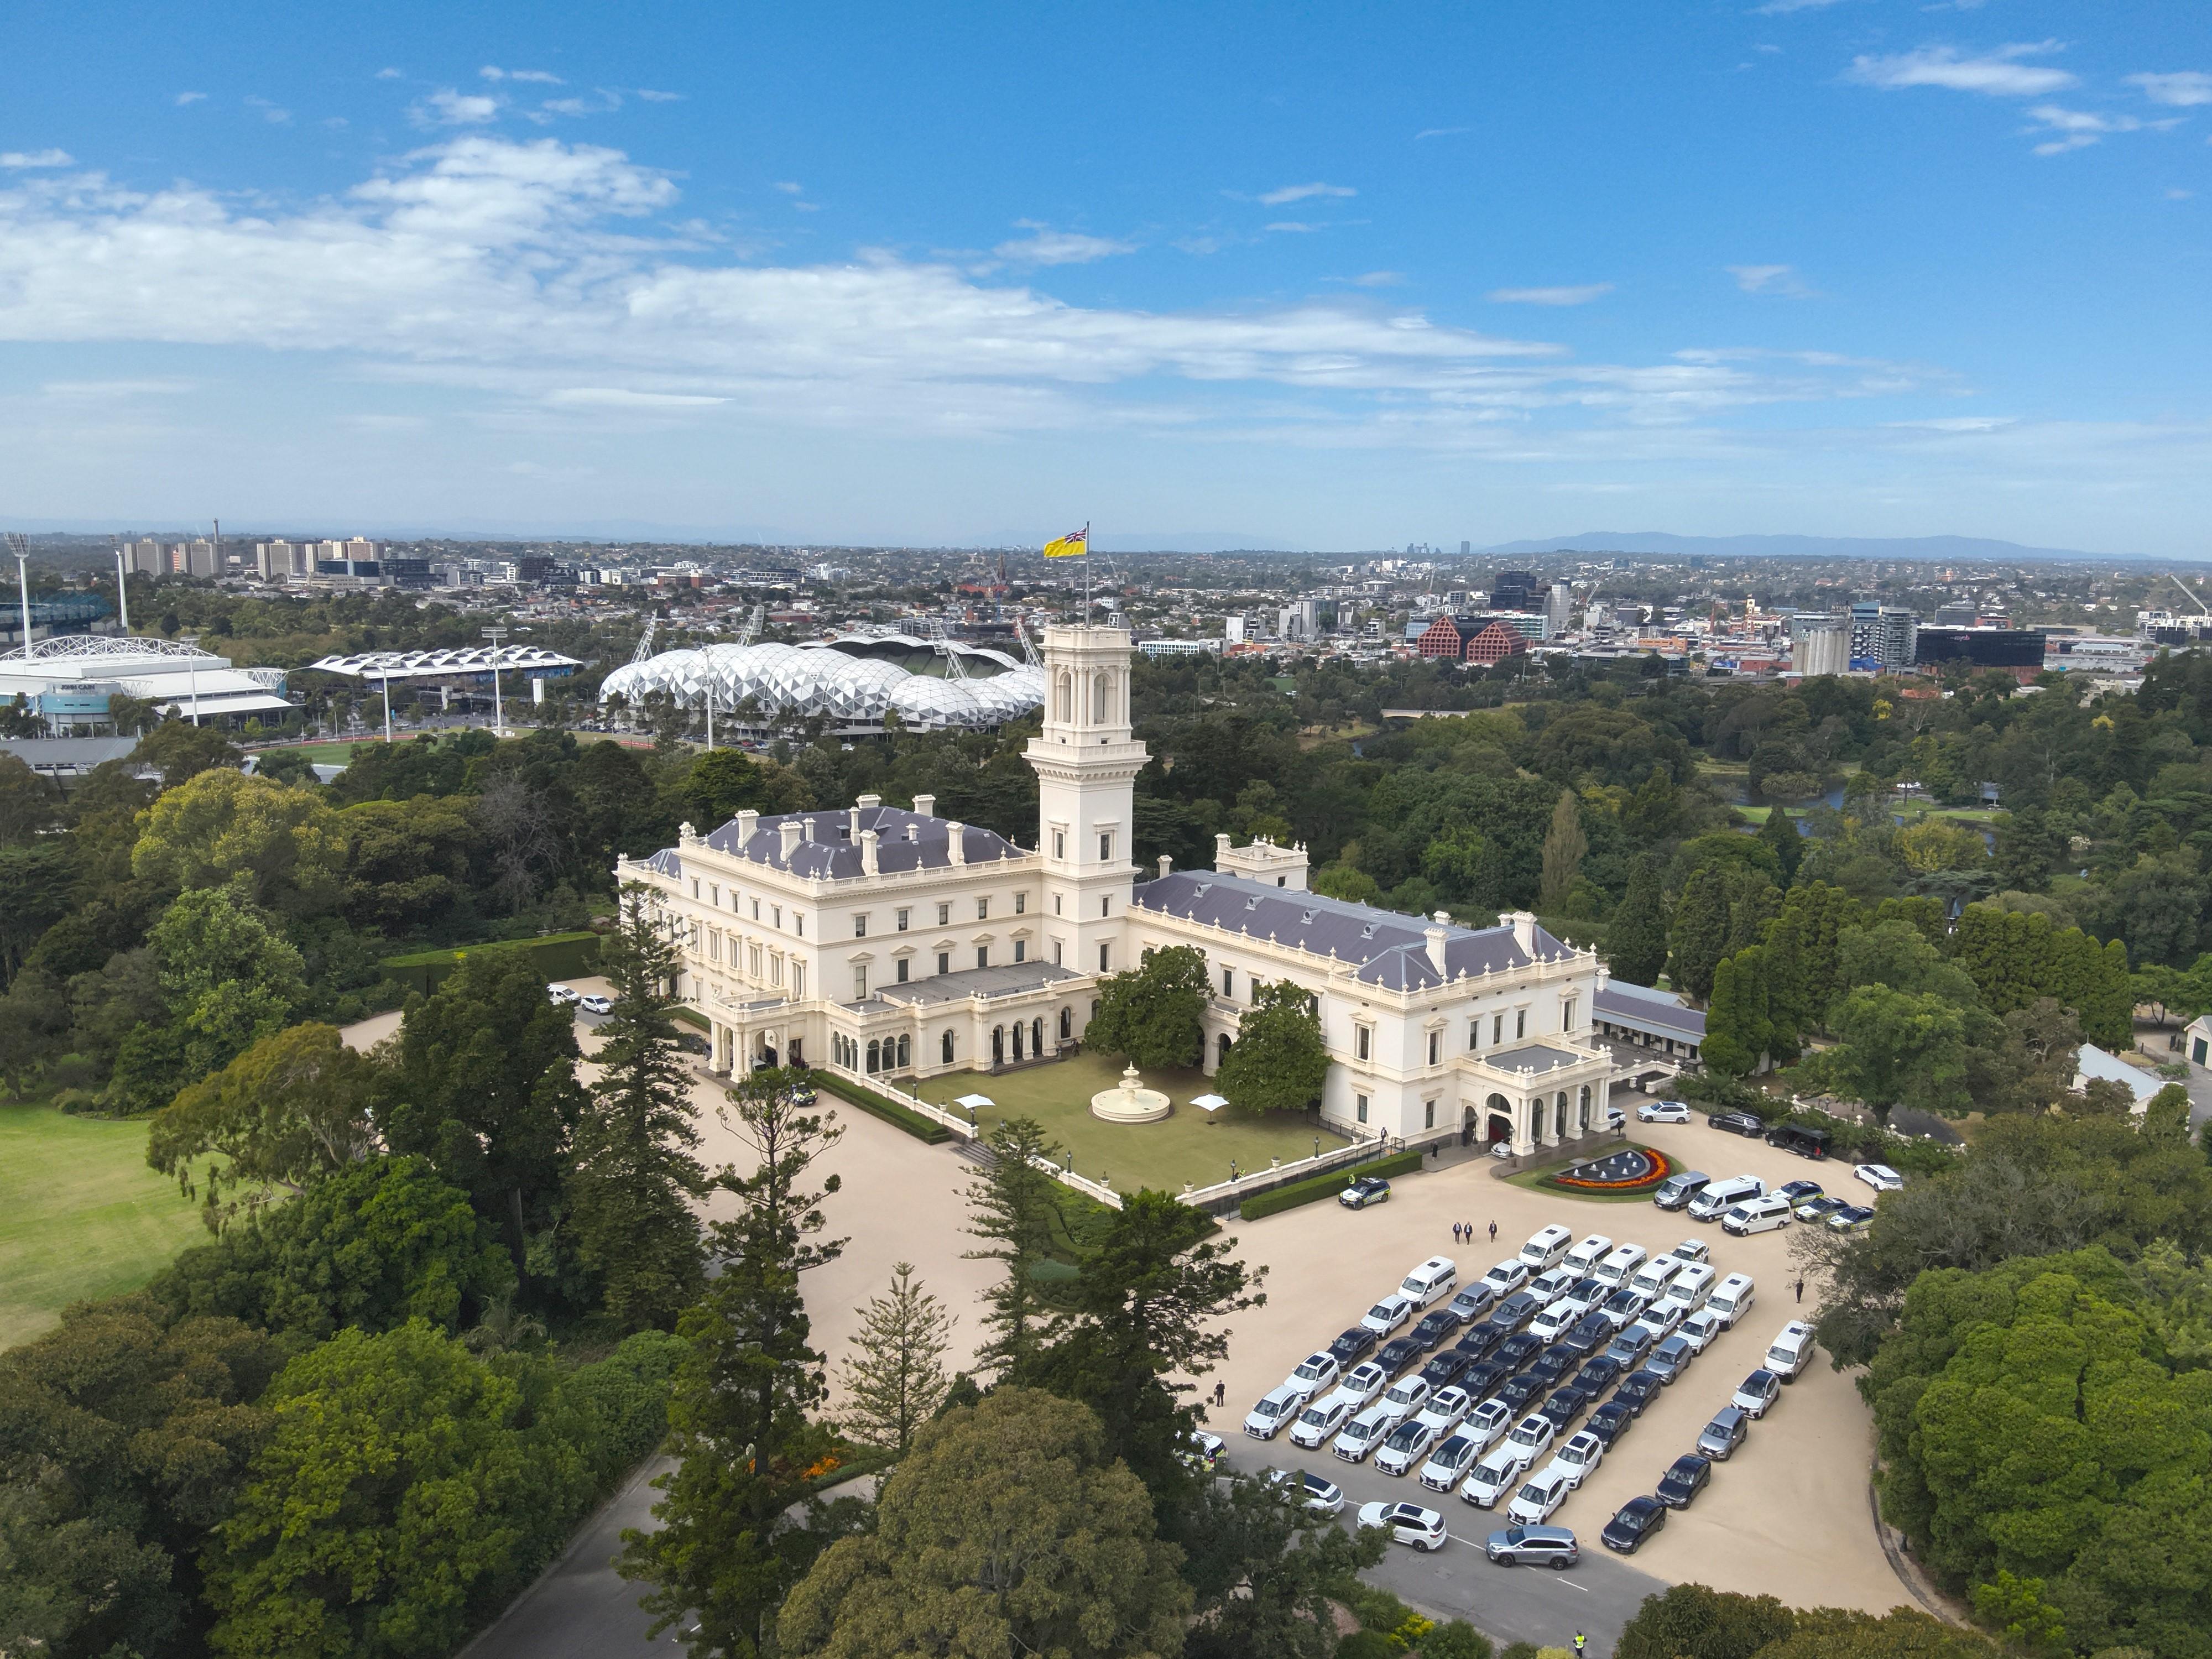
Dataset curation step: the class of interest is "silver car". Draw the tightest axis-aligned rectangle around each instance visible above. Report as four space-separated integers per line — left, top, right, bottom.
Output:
1697 1405 1750 1460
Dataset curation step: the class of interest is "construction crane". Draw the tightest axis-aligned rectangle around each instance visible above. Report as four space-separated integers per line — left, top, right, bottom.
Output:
2167 573 2211 617
628 615 659 665
738 602 764 645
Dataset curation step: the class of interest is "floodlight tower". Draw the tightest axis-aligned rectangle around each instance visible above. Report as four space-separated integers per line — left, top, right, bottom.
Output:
482 625 509 735
7 533 30 661
112 537 131 633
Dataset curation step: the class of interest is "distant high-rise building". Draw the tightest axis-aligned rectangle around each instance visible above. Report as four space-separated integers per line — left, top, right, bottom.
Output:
1224 615 1246 644
1936 599 1976 627
122 538 165 576
1545 582 1572 637
1848 602 1918 671
176 539 217 577
1491 569 1539 612
1460 540 1471 557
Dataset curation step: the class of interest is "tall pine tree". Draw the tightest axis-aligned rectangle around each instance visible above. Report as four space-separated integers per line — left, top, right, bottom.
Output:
1540 789 1589 911
567 883 708 1332
836 1262 954 1457
1757 805 1803 884
963 1116 1063 1381
618 1070 844 1659
1608 854 1670 985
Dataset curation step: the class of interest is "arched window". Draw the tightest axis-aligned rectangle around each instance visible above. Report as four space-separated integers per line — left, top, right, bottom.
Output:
1092 671 1110 723
1217 1032 1232 1067
1058 1008 1072 1042
1031 1017 1042 1057
1554 1091 1567 1138
867 1039 881 1073
992 1026 1004 1065
1055 671 1072 722
1012 1022 1025 1061
941 1030 954 1065
897 1034 911 1068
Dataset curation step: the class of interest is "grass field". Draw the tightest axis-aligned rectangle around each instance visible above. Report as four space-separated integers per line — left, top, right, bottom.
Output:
0 1100 207 1350
912 1051 1332 1194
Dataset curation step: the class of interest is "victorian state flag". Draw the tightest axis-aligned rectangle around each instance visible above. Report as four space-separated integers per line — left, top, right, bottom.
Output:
1042 525 1089 559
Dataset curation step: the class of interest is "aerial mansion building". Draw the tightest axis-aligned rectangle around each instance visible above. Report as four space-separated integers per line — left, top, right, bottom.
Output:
620 625 1616 1155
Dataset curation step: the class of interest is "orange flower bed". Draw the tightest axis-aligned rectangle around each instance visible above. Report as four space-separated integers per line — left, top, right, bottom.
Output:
1548 1145 1674 1193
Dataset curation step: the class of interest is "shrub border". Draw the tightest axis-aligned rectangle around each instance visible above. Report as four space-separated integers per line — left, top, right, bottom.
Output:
1238 1150 1423 1222
812 1074 954 1145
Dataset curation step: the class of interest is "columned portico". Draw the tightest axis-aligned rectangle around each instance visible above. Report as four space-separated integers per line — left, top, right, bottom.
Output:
1455 1042 1611 1156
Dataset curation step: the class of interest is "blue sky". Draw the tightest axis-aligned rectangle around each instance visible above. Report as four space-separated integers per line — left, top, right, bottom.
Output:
2 1 2208 551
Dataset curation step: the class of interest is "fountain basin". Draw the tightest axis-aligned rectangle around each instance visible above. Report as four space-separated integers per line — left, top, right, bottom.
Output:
1090 1063 1172 1124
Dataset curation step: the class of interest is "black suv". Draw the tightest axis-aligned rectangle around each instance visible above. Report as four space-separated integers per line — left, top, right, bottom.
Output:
1539 1384 1595 1433
1709 1110 1766 1136
1412 1310 1460 1350
1554 1311 1615 1359
1418 1349 1475 1392
1528 1349 1579 1391
1614 1368 1666 1416
1586 1399 1635 1447
1495 1373 1546 1414
1451 1324 1503 1363
1656 1453 1712 1509
1328 1327 1378 1366
1495 1332 1547 1373
1377 1335 1427 1375
1573 1355 1624 1396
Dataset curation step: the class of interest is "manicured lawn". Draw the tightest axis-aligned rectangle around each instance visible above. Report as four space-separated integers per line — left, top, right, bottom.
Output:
0 1101 208 1350
912 1051 1334 1195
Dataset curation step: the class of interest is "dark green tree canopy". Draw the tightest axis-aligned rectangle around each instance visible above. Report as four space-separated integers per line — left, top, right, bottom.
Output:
1084 945 1212 1071
1215 979 1330 1115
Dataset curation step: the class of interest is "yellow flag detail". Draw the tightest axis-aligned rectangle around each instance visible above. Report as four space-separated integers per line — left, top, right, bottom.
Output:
1042 526 1089 559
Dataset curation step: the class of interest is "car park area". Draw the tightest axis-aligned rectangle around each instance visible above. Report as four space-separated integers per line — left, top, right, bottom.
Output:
1206 1115 1911 1650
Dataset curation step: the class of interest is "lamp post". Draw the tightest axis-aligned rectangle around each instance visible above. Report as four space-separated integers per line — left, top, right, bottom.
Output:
481 625 509 735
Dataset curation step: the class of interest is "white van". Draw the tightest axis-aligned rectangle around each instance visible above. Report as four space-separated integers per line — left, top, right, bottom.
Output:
1563 1234 1613 1276
1766 1319 1817 1381
1593 1241 1648 1288
1519 1224 1574 1271
1665 1262 1718 1312
1721 1194 1793 1237
1688 1175 1765 1223
1708 1272 1757 1328
1627 1253 1684 1302
1400 1257 1459 1307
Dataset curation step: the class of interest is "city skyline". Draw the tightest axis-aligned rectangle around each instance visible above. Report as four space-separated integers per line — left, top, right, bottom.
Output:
3 1 2209 552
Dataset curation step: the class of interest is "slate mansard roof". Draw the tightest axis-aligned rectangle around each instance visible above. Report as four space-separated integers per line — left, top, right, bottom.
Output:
642 806 1027 884
1130 870 1580 992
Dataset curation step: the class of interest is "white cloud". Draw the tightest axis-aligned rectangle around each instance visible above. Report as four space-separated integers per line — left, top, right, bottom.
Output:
2025 103 2177 154
41 378 194 397
1888 416 2014 431
175 91 206 106
414 88 503 127
0 136 1955 441
1257 181 1355 206
0 149 73 169
636 88 684 102
1489 283 1614 306
1347 271 1405 286
375 68 403 80
1848 42 2075 97
1752 0 1843 14
773 181 804 194
482 66 565 84
1265 221 1322 233
246 97 292 124
2129 71 2212 107
1729 264 1815 296
2171 187 2195 200
547 388 727 407
1413 127 1468 140
992 225 1135 265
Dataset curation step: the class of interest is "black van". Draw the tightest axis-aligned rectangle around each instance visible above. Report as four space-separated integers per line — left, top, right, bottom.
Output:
1765 1124 1832 1160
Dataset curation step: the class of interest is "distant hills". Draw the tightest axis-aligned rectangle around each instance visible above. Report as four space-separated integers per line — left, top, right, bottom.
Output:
1471 531 2115 564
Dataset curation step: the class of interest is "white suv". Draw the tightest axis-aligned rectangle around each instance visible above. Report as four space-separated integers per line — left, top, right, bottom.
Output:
1243 1384 1310 1440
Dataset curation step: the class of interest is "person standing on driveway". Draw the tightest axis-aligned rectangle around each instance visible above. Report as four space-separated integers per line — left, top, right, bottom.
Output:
1794 1277 1806 1303
1489 1220 1498 1242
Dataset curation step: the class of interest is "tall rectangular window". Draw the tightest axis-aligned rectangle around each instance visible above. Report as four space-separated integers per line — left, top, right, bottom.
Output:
1052 940 1064 966
1098 941 1110 972
854 914 868 938
896 957 910 984
1222 967 1234 998
1356 1026 1371 1062
1014 892 1026 915
1515 1008 1526 1040
896 908 910 932
1014 939 1026 964
937 902 951 925
1356 1094 1369 1124
1424 1099 1437 1130
1427 1031 1441 1066
1561 996 1578 1031
1468 1020 1480 1052
792 964 804 998
977 898 989 920
1099 832 1113 862
1053 830 1066 859
977 946 990 969
1493 1013 1504 1044
937 951 950 975
853 967 868 999
796 914 804 938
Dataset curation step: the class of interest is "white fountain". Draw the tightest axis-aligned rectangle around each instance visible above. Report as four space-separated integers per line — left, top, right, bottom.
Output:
1090 1063 1172 1124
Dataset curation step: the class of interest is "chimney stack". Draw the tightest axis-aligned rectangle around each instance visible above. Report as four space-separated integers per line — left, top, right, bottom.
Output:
1509 910 1537 953
1214 832 1232 867
779 819 803 862
1425 912 1450 975
1158 854 1173 879
946 821 967 865
860 829 879 877
735 809 758 844
912 794 936 818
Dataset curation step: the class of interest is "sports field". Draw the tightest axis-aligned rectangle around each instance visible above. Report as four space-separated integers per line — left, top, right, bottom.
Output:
0 1101 207 1350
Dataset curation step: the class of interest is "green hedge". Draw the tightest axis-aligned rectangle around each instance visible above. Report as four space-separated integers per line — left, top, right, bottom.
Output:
378 930 602 997
814 1074 954 1145
1239 1149 1423 1222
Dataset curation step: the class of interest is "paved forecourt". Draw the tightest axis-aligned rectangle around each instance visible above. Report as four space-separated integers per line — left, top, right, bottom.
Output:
1206 1115 1912 1646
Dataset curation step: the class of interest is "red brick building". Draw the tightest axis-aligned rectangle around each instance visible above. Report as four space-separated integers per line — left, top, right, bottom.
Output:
1416 613 1527 665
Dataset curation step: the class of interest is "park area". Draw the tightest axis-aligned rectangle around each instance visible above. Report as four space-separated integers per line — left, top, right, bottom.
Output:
0 1098 206 1349
911 1050 1334 1194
